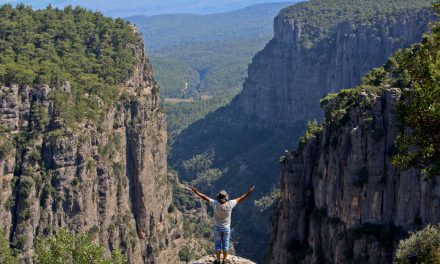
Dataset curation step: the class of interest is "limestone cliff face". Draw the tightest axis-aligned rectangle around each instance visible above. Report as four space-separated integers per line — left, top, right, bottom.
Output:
237 9 434 127
266 87 440 264
0 35 181 263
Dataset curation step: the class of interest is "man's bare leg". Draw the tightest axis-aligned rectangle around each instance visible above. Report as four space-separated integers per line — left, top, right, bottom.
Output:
216 251 221 262
222 250 228 262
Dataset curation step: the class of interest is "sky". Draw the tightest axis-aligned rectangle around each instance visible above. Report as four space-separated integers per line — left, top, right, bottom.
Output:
0 0 293 17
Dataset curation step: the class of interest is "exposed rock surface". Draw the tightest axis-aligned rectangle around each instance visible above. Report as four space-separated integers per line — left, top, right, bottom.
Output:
266 87 440 263
170 3 435 262
237 9 435 127
193 255 256 264
0 31 182 263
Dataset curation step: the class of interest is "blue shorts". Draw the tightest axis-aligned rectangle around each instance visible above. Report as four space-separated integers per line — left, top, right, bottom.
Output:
214 225 231 251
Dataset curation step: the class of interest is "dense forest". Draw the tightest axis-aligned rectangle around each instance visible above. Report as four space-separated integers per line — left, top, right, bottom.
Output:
128 2 295 98
0 4 142 125
281 0 434 48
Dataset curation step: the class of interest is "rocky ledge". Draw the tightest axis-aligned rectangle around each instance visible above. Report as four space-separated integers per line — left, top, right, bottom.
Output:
192 255 256 264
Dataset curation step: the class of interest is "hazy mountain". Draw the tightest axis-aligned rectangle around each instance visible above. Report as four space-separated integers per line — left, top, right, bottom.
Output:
0 0 301 17
128 2 296 100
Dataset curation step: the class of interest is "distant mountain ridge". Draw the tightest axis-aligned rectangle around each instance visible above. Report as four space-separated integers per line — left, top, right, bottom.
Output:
1 0 298 17
128 2 296 49
128 2 297 99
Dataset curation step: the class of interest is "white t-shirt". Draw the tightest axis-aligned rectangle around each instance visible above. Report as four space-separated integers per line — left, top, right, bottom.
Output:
209 199 238 227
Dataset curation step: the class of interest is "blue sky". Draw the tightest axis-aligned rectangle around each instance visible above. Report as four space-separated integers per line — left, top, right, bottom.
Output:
0 0 294 17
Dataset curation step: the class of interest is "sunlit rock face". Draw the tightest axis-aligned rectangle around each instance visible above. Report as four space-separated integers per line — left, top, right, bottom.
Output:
0 30 182 264
266 87 440 264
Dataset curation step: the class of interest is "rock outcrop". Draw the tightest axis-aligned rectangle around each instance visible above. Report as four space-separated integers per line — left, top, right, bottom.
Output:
0 30 182 263
193 255 256 264
266 87 440 263
237 7 435 127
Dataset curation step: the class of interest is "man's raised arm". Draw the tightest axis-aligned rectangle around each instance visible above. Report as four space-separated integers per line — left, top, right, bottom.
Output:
235 186 255 204
190 186 212 202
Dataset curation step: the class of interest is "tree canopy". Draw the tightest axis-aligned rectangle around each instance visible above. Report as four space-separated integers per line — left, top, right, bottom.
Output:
35 228 126 264
280 0 433 48
0 4 142 125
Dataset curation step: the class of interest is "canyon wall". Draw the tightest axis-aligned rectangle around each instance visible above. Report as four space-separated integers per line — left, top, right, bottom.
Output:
0 35 182 263
237 8 435 127
266 86 440 263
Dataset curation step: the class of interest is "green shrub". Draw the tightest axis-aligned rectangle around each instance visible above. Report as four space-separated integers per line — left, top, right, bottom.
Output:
298 120 322 149
35 228 127 264
0 137 13 159
394 225 440 264
0 229 17 264
179 246 192 263
391 3 440 176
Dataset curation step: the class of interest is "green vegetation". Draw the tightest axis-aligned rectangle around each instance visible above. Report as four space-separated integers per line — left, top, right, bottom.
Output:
128 2 294 98
281 0 433 49
391 1 440 176
316 1 440 176
178 246 191 263
167 1 437 262
395 224 440 264
320 80 385 127
298 120 323 149
35 228 126 264
150 57 199 98
164 92 235 143
180 153 224 187
128 3 294 137
0 230 17 264
254 189 279 212
0 137 13 159
0 4 141 126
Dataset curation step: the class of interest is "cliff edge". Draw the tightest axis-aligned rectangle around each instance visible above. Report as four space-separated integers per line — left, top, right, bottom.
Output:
193 255 256 264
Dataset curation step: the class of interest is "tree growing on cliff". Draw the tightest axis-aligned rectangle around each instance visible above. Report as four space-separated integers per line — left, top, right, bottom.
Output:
391 0 440 176
0 230 18 264
35 228 126 264
394 224 440 264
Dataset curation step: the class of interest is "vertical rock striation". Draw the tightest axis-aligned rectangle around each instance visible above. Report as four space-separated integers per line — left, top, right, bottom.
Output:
266 87 440 263
0 31 182 263
237 8 435 127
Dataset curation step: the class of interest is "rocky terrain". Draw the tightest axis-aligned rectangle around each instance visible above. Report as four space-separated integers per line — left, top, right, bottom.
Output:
0 29 182 263
170 1 436 261
237 5 435 127
193 255 256 264
266 86 440 263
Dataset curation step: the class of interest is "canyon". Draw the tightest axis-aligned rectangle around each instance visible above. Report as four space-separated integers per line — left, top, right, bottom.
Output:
170 1 436 261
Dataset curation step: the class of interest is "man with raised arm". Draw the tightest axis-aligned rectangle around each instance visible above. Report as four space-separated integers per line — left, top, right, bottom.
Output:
190 186 255 264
